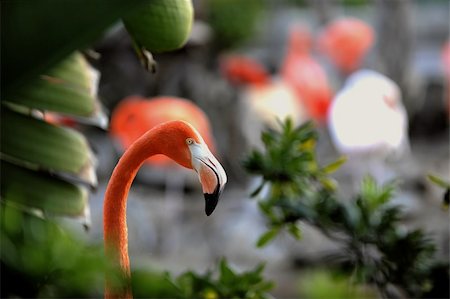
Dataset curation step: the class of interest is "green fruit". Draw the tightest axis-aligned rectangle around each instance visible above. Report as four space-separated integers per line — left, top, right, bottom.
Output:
123 0 193 53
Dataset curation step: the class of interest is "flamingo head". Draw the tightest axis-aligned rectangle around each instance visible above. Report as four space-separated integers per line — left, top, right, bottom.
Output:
287 25 312 54
318 18 375 73
346 69 402 109
220 55 271 86
157 120 227 215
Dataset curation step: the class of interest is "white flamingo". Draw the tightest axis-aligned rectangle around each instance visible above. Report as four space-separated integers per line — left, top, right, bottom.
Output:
328 69 410 187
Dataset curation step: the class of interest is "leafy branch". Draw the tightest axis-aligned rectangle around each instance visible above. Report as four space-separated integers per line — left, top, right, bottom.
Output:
243 119 448 298
1 201 274 299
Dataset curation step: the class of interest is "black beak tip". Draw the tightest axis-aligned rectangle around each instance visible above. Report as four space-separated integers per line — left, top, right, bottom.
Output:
204 192 219 216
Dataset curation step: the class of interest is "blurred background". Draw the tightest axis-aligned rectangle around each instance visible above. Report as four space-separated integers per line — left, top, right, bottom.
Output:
2 0 449 298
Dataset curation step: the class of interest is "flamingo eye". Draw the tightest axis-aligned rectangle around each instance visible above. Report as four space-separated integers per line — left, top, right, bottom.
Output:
186 138 195 145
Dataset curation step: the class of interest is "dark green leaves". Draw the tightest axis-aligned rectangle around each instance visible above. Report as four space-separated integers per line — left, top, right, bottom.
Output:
360 176 396 210
243 119 343 247
131 270 180 298
0 203 116 298
173 258 274 299
1 162 88 216
1 0 146 97
208 0 265 49
0 53 99 218
243 120 318 186
256 227 280 248
1 108 96 184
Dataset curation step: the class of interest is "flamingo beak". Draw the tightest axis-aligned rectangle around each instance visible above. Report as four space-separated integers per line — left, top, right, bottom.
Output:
189 143 227 216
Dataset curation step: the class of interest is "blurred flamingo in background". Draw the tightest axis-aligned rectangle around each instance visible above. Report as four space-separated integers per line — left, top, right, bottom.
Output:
220 55 307 148
328 69 409 187
218 55 300 261
220 55 271 87
109 95 219 252
442 40 450 116
328 69 409 190
280 25 333 124
318 17 375 75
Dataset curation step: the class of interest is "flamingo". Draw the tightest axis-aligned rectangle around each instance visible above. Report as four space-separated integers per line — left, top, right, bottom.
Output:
328 69 409 186
280 25 333 124
109 96 218 252
220 55 271 87
442 41 450 116
318 17 375 75
220 55 307 148
103 120 227 298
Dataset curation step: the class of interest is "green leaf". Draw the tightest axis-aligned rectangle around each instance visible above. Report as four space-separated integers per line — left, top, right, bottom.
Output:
123 0 193 53
256 228 280 248
298 270 378 299
1 108 96 186
360 176 396 210
131 270 180 298
219 258 236 285
208 0 265 49
321 156 347 174
261 131 276 147
319 177 338 192
43 52 95 92
2 0 146 97
427 174 450 189
4 52 100 117
5 77 97 117
1 161 88 216
287 223 302 240
360 175 377 201
250 181 266 197
377 180 397 205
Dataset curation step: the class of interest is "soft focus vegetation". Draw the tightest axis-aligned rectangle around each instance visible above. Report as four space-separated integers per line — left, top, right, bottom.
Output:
1 201 273 298
0 202 112 298
208 0 265 49
132 259 273 299
244 119 449 298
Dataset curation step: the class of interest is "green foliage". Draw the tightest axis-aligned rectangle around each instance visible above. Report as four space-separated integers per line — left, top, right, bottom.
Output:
174 259 274 299
135 258 275 299
427 173 450 189
243 119 449 298
131 270 180 298
1 201 274 298
427 173 450 209
1 162 89 216
0 202 118 298
342 0 369 6
208 0 266 49
1 0 147 97
298 270 378 299
0 53 99 218
1 0 196 221
4 52 100 117
1 108 95 183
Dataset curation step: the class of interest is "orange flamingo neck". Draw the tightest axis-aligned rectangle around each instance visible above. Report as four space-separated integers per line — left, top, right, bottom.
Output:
103 121 195 299
103 130 159 299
